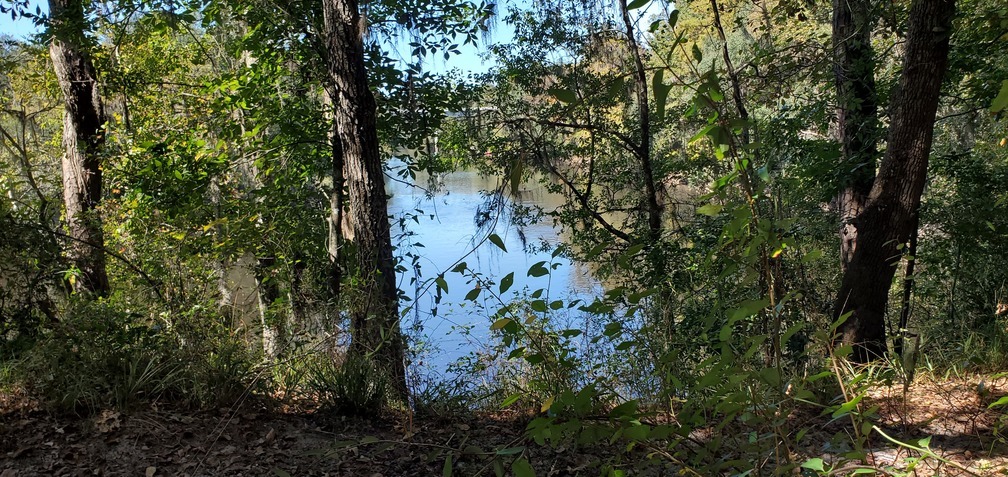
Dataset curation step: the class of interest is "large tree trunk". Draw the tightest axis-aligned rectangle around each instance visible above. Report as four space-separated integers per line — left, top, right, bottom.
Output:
832 0 879 272
48 0 109 296
322 0 408 398
833 0 955 362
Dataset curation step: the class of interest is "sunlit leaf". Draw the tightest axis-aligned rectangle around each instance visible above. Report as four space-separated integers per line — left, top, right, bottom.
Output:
991 80 1008 113
800 458 825 472
696 203 723 216
500 394 522 408
540 395 555 413
988 395 1008 409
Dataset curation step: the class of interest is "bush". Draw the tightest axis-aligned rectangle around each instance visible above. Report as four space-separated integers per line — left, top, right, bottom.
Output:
307 352 388 415
5 299 259 413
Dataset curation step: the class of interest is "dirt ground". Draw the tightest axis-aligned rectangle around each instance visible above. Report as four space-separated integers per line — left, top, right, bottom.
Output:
1 376 1006 476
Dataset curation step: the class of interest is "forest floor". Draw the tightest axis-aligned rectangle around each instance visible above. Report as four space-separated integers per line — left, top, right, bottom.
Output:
1 375 1006 476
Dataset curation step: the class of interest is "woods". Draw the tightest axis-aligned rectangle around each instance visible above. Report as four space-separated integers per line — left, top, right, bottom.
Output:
2 0 1008 474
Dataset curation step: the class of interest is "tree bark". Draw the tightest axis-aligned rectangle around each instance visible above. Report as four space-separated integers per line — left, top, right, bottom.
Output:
48 0 109 296
832 0 879 273
255 256 284 360
833 0 955 362
322 0 407 398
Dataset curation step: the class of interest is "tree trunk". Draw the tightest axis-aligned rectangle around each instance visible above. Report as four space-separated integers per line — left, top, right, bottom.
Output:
833 0 955 362
48 0 109 296
832 0 879 273
255 256 284 360
322 0 408 398
618 0 661 245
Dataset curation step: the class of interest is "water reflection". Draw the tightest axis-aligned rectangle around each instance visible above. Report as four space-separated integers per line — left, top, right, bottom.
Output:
386 161 603 369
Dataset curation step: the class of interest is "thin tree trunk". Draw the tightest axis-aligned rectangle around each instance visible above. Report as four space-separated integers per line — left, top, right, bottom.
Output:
833 0 879 273
322 0 407 399
289 255 308 337
48 0 109 296
894 215 918 357
619 0 666 290
255 256 283 360
833 0 955 362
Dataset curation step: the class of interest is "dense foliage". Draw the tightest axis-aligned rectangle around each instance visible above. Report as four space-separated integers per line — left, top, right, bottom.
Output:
1 0 1007 474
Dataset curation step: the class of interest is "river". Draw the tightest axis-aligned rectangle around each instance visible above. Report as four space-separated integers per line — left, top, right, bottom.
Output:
385 161 604 372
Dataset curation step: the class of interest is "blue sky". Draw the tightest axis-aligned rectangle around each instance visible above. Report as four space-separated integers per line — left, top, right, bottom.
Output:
0 1 45 40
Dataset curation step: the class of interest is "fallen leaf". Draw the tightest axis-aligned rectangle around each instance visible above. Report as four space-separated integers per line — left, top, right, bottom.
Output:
145 466 156 477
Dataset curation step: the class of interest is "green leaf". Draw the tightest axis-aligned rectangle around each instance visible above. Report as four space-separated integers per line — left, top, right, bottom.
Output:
831 394 864 419
692 44 703 63
491 318 512 330
727 298 770 323
443 454 453 477
530 300 547 312
781 322 805 345
609 399 639 418
435 276 448 293
488 233 507 252
668 9 679 29
801 249 823 263
652 69 671 121
511 457 536 477
991 80 1008 113
509 159 524 198
626 0 649 10
801 458 825 472
500 394 522 408
465 287 481 301
528 261 549 277
547 88 577 104
988 395 1008 409
696 203 723 216
499 272 514 294
604 78 625 101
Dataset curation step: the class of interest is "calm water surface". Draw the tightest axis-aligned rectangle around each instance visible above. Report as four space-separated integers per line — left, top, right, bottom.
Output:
386 163 603 370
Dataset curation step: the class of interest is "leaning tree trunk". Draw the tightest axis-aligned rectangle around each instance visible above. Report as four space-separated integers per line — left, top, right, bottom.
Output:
833 0 955 362
48 0 109 296
322 0 408 398
833 0 879 273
